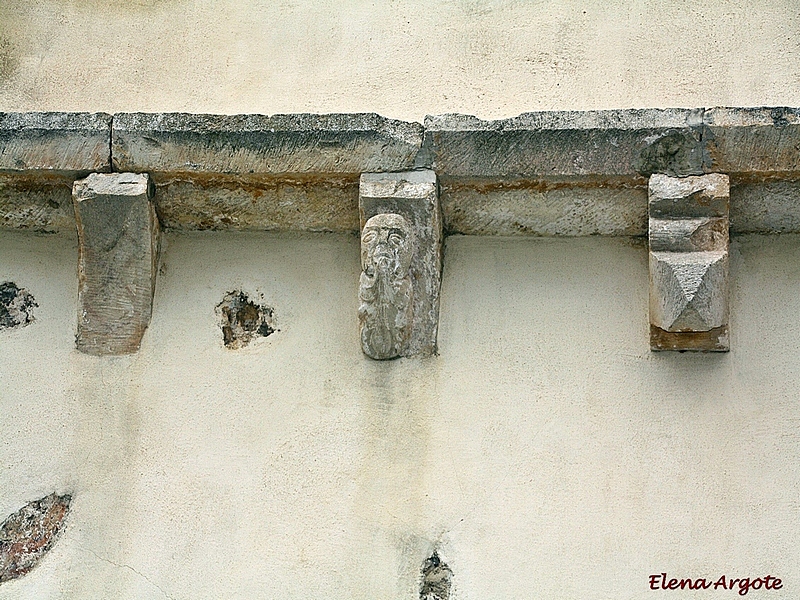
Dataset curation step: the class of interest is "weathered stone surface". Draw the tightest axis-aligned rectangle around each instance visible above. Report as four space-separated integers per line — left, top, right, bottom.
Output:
0 112 111 173
359 213 415 359
112 112 423 174
650 324 729 352
649 173 729 219
423 109 705 178
151 173 359 232
648 173 730 352
3 107 800 235
111 112 421 232
0 282 37 330
359 170 442 358
440 176 647 236
649 251 728 331
704 107 800 174
420 552 452 600
215 290 277 349
73 173 159 355
0 493 71 584
0 172 75 231
0 112 111 232
730 177 800 233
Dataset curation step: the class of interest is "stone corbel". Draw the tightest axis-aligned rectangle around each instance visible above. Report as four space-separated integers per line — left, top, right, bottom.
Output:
72 173 160 355
358 170 442 359
648 173 730 352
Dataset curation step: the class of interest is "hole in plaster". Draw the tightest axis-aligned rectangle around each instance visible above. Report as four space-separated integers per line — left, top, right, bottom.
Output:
215 290 277 349
0 282 37 330
421 551 452 600
0 493 71 584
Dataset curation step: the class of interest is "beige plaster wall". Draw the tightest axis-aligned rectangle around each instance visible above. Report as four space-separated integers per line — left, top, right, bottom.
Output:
2 2 800 598
1 230 799 599
1 0 799 120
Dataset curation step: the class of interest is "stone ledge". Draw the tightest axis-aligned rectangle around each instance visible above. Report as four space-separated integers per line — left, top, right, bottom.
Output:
1 108 800 235
112 112 424 174
111 112 423 233
423 109 706 178
0 112 112 172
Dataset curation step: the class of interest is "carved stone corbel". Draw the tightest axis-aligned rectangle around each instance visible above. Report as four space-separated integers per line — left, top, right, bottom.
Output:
358 170 442 359
648 173 730 351
73 173 159 355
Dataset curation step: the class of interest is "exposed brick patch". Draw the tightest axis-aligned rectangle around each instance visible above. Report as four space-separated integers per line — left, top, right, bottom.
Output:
215 290 277 349
421 551 452 600
0 493 71 584
0 282 37 330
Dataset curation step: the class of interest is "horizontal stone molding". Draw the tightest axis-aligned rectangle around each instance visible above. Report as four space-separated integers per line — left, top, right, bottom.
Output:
111 112 424 175
423 109 706 178
1 108 799 235
0 112 112 173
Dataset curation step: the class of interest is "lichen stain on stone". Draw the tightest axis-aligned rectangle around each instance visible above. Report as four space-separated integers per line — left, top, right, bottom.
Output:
421 551 452 600
0 493 71 584
0 282 37 330
215 290 277 349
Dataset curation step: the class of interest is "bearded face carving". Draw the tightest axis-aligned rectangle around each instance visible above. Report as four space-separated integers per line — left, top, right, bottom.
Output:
359 213 414 359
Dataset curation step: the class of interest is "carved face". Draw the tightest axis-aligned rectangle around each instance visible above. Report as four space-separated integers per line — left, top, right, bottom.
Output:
361 213 413 276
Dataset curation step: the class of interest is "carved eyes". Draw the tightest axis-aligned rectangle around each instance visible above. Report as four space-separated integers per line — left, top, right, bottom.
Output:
362 228 407 245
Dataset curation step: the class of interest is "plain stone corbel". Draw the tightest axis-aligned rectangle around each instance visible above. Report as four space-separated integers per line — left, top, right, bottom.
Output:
358 170 442 359
72 173 159 355
648 173 730 352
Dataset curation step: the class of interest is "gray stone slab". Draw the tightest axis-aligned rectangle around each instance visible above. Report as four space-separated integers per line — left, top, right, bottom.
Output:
359 170 442 358
704 107 800 174
423 109 706 179
112 112 424 174
0 112 111 172
73 173 159 355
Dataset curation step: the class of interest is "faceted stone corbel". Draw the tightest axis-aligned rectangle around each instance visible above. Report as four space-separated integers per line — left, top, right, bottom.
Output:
358 170 442 359
648 173 730 351
72 173 159 355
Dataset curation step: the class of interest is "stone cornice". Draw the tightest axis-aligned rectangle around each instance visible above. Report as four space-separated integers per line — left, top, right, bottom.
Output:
2 108 799 235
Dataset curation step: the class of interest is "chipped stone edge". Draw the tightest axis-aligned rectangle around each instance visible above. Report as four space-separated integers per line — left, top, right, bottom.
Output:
1 108 800 234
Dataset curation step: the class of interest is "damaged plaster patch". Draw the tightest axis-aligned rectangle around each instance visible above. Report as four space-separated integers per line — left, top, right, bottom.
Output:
421 551 452 600
0 493 71 584
215 290 277 349
0 282 37 329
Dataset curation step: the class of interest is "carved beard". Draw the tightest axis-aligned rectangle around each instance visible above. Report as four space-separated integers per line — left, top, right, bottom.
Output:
359 255 412 359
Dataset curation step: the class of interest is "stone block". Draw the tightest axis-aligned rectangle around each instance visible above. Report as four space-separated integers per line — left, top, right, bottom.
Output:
704 107 800 174
730 177 800 233
648 173 730 352
0 112 111 173
0 172 75 232
73 173 159 355
111 112 422 232
439 176 648 236
0 112 111 232
359 170 442 358
0 493 71 583
423 109 705 179
112 112 423 174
